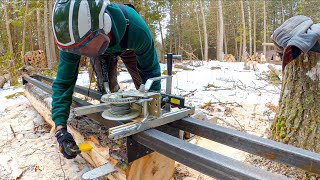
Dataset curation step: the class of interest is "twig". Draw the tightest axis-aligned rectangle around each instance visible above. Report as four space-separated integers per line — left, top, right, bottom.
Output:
182 89 197 97
209 115 242 131
10 124 16 138
229 113 246 132
58 154 66 180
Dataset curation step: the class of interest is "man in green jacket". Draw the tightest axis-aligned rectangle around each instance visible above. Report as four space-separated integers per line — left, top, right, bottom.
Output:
52 0 161 159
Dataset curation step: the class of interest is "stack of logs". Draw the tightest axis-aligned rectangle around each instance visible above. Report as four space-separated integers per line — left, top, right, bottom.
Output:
23 50 47 68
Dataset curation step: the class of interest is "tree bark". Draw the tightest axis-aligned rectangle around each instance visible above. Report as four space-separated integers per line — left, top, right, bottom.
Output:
217 0 224 62
29 28 34 51
224 27 228 55
239 29 242 61
169 3 173 53
271 52 320 154
234 26 238 59
44 0 52 69
253 0 256 55
240 0 248 68
48 0 57 65
199 0 208 61
247 0 252 56
22 0 29 61
263 0 267 57
281 0 285 23
195 6 203 60
4 2 13 55
159 21 165 63
178 0 182 55
37 4 44 51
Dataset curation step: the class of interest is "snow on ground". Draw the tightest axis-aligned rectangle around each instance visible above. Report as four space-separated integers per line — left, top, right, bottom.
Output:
0 61 282 179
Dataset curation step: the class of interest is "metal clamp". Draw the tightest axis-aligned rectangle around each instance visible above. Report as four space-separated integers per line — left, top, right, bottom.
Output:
108 106 195 140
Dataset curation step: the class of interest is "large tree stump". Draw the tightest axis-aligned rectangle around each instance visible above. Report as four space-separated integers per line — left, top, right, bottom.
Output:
271 52 320 153
24 84 175 180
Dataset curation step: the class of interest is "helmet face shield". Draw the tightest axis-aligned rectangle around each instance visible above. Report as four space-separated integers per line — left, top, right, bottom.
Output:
57 30 110 57
79 33 110 57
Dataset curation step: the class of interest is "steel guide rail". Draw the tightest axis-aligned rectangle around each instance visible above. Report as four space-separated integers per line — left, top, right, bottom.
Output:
23 74 320 178
171 117 320 174
133 129 288 180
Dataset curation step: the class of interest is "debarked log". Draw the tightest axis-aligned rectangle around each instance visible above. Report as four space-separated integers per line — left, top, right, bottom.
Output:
24 83 175 180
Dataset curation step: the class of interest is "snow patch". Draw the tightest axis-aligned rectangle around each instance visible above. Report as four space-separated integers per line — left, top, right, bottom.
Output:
306 61 320 81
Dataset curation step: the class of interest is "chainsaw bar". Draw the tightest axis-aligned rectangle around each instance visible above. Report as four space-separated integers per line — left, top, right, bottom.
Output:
81 163 117 180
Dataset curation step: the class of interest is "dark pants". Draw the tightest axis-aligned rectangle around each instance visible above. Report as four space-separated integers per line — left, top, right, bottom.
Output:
90 50 142 93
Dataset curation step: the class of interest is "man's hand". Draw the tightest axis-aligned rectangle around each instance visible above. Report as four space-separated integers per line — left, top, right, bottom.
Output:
55 127 78 159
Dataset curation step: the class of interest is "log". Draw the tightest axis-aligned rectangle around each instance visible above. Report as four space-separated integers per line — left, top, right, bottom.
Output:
24 83 175 180
0 74 10 88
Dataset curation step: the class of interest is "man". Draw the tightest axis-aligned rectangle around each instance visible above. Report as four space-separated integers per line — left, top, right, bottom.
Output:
52 0 161 159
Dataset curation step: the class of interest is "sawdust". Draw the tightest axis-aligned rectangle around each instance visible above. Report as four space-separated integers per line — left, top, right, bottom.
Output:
0 95 92 179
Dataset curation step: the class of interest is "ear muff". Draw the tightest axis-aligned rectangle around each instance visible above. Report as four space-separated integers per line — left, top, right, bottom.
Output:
103 13 112 35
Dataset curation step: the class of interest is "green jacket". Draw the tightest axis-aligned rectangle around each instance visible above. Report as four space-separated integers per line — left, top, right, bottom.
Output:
51 4 161 127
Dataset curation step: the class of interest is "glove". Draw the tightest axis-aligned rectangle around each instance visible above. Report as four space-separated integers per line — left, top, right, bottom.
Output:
55 128 79 159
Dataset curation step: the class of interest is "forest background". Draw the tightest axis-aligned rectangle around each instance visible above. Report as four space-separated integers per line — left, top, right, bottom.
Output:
0 0 319 84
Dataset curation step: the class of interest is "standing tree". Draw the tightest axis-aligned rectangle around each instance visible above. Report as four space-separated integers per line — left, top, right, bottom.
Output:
199 0 208 61
4 2 13 55
195 5 204 60
21 0 29 60
217 0 224 62
240 0 248 67
48 0 57 65
263 0 267 57
37 1 44 51
247 0 252 56
271 52 320 162
44 0 52 69
253 0 256 55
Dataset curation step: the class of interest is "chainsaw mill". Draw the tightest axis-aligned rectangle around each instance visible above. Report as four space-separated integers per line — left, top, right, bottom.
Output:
22 53 320 180
73 54 193 141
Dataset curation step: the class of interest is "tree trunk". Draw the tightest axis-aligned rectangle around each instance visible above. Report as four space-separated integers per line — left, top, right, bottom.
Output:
4 2 13 55
253 0 256 55
178 1 182 55
159 21 165 63
169 3 173 53
271 52 320 154
199 0 208 61
239 30 242 61
240 0 248 68
4 2 18 86
22 0 29 61
44 0 52 69
195 6 204 60
25 83 175 180
247 0 252 56
217 0 224 62
224 28 228 55
263 0 267 57
234 27 238 59
48 0 57 65
37 4 44 51
281 0 285 23
29 28 34 51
